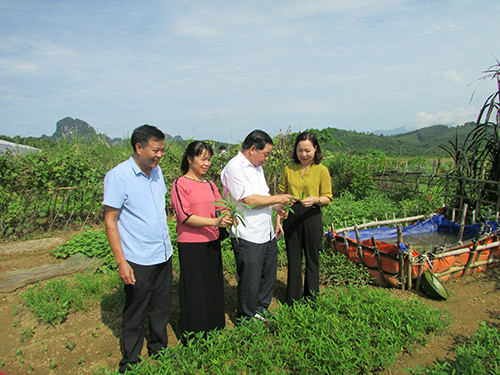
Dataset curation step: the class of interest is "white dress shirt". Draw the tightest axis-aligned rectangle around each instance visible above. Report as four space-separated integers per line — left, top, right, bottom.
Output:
221 151 274 244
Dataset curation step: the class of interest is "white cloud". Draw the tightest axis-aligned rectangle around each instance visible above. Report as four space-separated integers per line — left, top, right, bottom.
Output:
409 107 478 128
172 18 220 38
441 69 461 83
0 57 39 74
282 0 401 18
421 23 457 35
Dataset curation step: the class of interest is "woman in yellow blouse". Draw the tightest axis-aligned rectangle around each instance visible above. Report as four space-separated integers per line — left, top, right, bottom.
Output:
276 131 333 305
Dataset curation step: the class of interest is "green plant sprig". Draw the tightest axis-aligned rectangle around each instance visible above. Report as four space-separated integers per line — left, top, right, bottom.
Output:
212 193 256 242
282 195 296 215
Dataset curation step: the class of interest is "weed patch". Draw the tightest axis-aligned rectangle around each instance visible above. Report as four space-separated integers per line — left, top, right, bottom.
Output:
21 272 120 325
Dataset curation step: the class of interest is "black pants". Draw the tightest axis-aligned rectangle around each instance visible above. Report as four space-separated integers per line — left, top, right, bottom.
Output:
231 237 277 319
283 204 323 305
119 259 172 373
178 240 225 338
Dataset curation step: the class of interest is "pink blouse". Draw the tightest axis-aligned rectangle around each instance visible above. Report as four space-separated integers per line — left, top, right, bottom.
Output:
171 176 223 243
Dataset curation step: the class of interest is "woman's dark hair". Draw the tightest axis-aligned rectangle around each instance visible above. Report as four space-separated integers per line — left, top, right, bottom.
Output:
242 129 273 150
292 131 323 164
181 141 214 175
131 125 165 152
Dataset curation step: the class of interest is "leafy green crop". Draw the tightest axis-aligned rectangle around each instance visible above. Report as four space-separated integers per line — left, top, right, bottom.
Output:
320 250 372 287
212 193 256 242
51 230 115 271
94 286 449 375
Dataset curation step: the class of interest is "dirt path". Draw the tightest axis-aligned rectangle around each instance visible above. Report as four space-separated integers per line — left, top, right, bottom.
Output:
384 268 499 374
0 238 499 375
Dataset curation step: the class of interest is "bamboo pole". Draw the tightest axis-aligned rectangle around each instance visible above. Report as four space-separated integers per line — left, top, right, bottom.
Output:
406 246 412 290
433 240 500 258
397 225 405 290
335 215 427 233
354 226 364 263
342 233 349 257
463 231 482 276
434 258 500 278
458 203 468 243
415 260 425 292
371 237 383 274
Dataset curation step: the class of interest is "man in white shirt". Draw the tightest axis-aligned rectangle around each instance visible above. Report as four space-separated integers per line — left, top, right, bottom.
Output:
221 130 294 321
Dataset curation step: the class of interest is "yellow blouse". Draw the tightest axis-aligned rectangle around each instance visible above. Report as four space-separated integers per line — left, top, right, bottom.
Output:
279 162 333 204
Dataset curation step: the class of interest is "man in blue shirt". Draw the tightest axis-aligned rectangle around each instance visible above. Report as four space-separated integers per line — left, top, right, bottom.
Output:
103 125 173 373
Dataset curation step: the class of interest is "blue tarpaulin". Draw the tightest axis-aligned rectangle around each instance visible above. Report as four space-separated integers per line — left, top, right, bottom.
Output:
342 215 499 243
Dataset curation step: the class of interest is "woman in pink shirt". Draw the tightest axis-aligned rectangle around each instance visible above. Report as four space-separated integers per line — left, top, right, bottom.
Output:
171 141 232 342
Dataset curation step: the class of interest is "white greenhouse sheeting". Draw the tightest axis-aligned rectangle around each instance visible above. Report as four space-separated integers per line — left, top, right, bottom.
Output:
0 140 40 155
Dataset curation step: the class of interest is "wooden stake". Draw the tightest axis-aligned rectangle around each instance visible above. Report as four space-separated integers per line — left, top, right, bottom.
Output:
397 225 405 290
458 203 468 243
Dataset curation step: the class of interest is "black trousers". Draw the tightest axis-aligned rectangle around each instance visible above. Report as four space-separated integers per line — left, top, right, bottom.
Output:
232 237 277 318
283 204 323 305
119 259 172 372
178 240 225 337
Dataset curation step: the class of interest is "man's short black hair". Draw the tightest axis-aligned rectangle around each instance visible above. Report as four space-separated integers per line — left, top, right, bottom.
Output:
241 130 273 150
131 125 165 152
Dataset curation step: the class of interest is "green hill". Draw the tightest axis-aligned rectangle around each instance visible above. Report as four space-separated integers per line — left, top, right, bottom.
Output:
313 122 476 157
1 118 478 158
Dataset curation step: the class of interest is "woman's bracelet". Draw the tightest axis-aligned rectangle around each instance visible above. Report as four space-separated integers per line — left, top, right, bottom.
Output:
318 197 322 205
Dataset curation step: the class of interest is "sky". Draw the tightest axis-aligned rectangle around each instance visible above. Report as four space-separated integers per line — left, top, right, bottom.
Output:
0 0 499 143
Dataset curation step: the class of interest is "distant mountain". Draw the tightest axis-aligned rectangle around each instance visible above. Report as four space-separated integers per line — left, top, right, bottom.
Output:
372 123 471 136
51 117 97 139
372 125 417 136
0 117 480 158
40 117 183 145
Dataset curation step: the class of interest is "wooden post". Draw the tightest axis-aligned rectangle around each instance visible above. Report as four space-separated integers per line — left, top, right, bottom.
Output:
463 231 482 276
371 237 383 274
342 232 349 255
397 225 405 290
458 203 468 243
406 246 412 290
354 226 364 262
415 261 424 292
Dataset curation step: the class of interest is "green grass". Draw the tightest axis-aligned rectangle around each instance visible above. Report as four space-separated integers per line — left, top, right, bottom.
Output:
409 321 500 375
94 286 449 375
20 272 120 324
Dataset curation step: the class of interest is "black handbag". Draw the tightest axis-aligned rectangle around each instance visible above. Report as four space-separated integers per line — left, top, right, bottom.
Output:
218 226 229 241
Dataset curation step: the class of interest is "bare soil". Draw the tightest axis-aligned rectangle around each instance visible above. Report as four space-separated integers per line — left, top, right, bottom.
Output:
0 237 499 375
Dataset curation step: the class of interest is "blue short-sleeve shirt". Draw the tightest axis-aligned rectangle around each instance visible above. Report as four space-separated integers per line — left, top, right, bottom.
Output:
103 157 173 265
